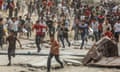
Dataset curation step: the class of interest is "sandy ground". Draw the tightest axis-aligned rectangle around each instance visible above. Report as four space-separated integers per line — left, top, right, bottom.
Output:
1 65 120 72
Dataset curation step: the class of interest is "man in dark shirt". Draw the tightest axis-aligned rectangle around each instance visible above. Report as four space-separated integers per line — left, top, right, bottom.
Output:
59 24 71 48
7 0 14 18
79 21 88 49
46 18 55 37
6 30 22 66
46 17 53 28
0 18 4 49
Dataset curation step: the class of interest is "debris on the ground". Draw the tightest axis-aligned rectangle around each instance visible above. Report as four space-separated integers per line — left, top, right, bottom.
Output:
82 37 118 67
64 59 82 66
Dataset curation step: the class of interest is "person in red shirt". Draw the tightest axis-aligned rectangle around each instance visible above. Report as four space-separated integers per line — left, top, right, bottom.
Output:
0 0 3 9
32 20 47 52
47 0 53 8
47 35 64 72
85 9 91 17
104 28 113 39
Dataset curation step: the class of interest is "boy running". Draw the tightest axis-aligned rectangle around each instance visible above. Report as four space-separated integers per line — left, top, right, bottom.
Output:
47 35 64 72
6 30 22 66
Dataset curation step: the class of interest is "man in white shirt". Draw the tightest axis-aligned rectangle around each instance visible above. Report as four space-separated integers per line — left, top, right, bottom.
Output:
102 20 112 33
114 19 120 42
91 19 99 41
9 17 19 36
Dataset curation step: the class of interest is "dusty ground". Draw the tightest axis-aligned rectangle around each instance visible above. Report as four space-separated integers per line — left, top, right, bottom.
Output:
1 65 120 72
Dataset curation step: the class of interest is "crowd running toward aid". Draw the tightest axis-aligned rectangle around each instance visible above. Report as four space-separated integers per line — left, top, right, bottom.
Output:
0 0 120 72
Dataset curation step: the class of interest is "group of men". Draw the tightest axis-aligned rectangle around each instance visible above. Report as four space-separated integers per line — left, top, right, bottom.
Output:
0 0 120 72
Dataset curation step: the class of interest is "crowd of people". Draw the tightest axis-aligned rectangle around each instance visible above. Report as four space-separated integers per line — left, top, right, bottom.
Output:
0 0 120 72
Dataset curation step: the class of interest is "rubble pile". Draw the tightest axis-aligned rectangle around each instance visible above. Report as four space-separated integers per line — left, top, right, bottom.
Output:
82 37 118 66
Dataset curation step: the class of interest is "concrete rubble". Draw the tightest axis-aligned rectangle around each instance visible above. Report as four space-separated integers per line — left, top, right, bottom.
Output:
82 37 119 67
